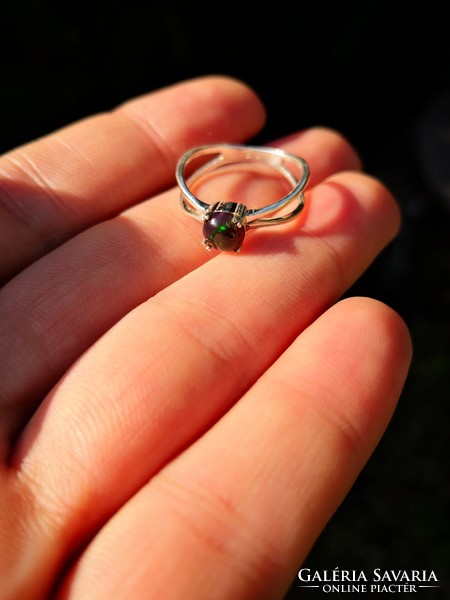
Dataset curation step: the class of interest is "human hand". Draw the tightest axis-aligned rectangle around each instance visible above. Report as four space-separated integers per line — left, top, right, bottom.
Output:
0 76 412 599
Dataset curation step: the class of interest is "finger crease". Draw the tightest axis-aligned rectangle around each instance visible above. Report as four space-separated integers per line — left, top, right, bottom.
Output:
152 471 285 588
114 110 175 182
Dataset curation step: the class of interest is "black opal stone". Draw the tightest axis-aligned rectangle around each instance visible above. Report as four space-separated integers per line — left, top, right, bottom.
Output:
203 211 246 252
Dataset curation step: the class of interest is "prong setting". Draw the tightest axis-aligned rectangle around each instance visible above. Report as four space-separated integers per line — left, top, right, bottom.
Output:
202 202 248 253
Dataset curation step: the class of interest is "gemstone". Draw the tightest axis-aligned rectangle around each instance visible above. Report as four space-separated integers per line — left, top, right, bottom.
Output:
202 210 246 252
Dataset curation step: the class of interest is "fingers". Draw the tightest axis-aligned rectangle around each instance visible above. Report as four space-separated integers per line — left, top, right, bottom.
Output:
0 76 265 281
0 128 360 442
9 167 401 597
56 298 412 599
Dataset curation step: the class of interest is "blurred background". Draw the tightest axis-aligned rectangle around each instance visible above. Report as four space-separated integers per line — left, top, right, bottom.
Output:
1 1 449 597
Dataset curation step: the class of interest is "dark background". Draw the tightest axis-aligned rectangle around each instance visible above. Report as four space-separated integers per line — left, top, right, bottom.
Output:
1 2 449 598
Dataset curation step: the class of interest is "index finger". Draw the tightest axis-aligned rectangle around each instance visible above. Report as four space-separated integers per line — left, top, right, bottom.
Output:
0 76 265 281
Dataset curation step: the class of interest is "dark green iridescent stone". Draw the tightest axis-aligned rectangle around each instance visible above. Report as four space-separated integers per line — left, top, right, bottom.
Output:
203 211 246 252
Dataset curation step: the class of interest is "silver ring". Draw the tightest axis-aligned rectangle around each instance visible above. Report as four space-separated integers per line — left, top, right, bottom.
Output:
176 144 309 253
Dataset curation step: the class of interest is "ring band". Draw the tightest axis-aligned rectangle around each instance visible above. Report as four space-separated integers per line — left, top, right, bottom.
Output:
176 144 309 253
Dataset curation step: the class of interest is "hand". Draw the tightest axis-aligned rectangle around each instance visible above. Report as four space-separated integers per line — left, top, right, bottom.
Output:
0 76 412 599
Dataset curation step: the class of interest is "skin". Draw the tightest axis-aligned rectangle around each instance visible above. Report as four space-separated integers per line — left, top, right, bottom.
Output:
0 76 412 599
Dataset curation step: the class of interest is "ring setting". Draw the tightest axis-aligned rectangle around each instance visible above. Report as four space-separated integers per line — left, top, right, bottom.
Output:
202 201 247 252
176 144 309 253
